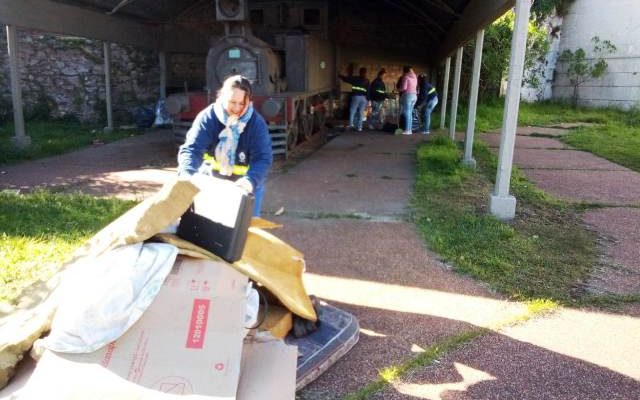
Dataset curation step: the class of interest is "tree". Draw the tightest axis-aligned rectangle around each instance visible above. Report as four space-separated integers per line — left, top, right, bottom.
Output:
470 11 550 99
558 36 617 106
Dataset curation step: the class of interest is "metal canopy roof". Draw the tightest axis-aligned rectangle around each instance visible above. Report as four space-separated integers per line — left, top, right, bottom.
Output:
0 0 515 64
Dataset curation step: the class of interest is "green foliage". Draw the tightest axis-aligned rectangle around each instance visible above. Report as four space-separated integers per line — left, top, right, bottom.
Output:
0 190 134 303
531 0 575 22
474 11 550 99
559 36 617 106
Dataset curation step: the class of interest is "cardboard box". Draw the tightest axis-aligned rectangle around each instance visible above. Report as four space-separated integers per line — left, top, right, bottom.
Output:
237 339 297 400
21 256 248 399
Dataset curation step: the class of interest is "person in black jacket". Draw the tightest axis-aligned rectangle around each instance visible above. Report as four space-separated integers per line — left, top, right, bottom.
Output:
416 74 439 134
368 68 387 130
339 67 370 132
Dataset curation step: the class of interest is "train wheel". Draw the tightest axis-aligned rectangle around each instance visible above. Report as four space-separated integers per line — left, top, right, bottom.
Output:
313 109 326 134
287 121 299 151
301 114 313 141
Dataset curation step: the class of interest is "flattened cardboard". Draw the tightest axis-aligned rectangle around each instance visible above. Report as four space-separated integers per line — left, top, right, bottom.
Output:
237 339 297 400
21 257 247 399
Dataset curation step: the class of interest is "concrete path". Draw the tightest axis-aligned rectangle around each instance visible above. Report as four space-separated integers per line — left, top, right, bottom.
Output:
1 127 639 399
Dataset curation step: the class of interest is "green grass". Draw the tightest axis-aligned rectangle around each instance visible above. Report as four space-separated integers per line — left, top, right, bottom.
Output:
0 120 145 165
412 136 597 304
561 120 640 172
0 190 135 303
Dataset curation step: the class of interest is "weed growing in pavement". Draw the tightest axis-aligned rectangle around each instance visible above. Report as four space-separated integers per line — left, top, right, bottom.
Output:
0 190 135 303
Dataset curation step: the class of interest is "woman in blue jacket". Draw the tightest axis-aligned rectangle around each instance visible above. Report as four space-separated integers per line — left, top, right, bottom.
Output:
177 75 273 216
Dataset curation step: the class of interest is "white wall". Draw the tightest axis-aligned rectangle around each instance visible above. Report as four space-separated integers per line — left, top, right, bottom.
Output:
552 0 640 109
521 16 563 102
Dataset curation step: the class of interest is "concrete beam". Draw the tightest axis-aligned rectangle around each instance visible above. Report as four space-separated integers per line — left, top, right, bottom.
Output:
448 46 463 140
489 0 532 220
0 0 158 49
0 0 209 53
6 25 30 148
440 57 450 130
436 0 514 61
463 29 484 168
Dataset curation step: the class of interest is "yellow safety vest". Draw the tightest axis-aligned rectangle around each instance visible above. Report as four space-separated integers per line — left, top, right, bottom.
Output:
203 153 249 176
352 85 367 93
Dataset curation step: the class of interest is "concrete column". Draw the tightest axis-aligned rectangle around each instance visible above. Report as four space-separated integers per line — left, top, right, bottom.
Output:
448 46 463 140
439 57 450 130
463 29 485 169
159 51 166 100
489 0 532 220
103 42 113 132
6 25 30 148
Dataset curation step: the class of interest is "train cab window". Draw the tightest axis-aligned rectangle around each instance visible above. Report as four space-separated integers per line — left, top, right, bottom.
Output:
303 9 320 25
250 9 264 25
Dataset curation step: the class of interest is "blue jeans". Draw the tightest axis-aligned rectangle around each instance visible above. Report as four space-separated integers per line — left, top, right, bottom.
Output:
253 184 264 217
400 93 417 132
422 97 438 132
349 95 368 130
370 100 384 128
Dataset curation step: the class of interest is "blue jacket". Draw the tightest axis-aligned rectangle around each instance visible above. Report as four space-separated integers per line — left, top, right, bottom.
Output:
416 81 438 108
177 103 273 190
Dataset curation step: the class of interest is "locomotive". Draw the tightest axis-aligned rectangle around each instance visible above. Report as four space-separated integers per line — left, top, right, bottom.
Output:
167 0 336 156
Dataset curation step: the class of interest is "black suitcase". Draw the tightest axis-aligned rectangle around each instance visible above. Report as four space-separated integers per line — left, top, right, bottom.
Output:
177 177 254 263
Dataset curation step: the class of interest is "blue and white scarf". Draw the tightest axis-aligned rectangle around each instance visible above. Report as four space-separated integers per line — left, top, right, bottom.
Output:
212 100 254 176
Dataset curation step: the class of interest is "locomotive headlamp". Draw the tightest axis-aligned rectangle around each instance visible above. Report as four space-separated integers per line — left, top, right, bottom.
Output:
261 99 282 118
217 0 243 19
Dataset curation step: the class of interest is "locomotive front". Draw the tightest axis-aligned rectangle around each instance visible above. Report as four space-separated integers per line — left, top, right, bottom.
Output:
206 31 284 97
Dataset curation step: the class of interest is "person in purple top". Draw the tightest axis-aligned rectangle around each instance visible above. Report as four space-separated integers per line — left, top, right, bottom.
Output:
178 75 273 216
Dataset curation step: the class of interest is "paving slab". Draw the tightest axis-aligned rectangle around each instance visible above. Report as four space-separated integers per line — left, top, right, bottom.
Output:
516 126 571 137
0 129 176 200
264 133 424 217
271 217 526 399
485 126 570 137
514 149 630 171
480 133 570 149
583 207 640 295
523 169 640 206
550 122 597 129
376 308 640 399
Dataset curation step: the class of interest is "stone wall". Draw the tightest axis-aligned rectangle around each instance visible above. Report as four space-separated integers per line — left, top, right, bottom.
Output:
0 27 160 124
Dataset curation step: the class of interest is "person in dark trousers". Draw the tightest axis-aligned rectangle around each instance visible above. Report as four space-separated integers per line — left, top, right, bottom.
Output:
368 68 387 130
416 73 439 135
339 67 370 132
178 75 273 216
